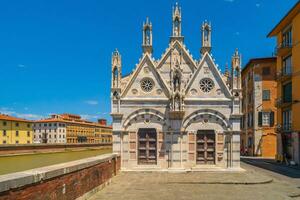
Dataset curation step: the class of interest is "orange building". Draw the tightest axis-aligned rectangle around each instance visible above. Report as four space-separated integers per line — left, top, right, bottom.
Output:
241 57 277 158
267 1 300 164
33 114 112 144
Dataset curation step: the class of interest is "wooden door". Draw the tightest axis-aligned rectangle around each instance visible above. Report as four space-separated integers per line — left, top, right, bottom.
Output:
138 129 157 165
196 130 215 164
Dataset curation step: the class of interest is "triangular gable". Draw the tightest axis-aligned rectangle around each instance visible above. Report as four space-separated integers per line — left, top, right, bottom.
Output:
185 52 232 98
156 40 198 71
121 53 170 98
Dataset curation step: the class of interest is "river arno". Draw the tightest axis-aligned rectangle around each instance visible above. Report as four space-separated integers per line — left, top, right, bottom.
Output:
0 148 112 175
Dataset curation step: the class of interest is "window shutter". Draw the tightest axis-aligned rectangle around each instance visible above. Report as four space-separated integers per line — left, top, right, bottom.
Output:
258 112 262 127
270 111 274 127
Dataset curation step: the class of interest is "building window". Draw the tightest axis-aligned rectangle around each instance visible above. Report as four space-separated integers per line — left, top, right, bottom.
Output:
39 129 41 133
283 82 292 103
39 135 41 138
262 112 270 126
27 124 31 128
140 78 155 92
262 67 270 76
39 123 41 127
3 130 6 137
283 109 292 131
16 140 19 144
3 121 7 126
282 27 292 47
3 140 6 144
262 90 270 101
27 141 30 144
16 131 19 137
44 123 47 127
16 123 19 127
49 123 52 127
199 78 215 93
282 55 292 75
27 131 30 137
258 111 274 127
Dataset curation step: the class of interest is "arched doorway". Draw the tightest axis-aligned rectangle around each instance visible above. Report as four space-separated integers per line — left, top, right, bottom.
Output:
137 128 157 165
196 130 216 164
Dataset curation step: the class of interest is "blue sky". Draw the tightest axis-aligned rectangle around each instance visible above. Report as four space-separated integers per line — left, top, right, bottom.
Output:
0 0 298 123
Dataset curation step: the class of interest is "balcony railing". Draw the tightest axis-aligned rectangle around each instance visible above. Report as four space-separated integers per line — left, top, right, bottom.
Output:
274 42 292 56
276 67 292 80
282 123 292 132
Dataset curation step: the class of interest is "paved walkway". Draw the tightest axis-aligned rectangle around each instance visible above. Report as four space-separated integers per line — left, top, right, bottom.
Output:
88 168 300 200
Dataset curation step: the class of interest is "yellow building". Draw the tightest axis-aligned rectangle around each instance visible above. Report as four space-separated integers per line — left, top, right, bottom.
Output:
268 1 300 164
0 114 33 144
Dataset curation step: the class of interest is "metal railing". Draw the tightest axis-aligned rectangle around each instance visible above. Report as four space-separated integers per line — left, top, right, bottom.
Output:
282 123 292 131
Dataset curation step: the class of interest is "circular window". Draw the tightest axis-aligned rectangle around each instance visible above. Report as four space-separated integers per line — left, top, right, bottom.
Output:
140 78 154 92
199 78 214 93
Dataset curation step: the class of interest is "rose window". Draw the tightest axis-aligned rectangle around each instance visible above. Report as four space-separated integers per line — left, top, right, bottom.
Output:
199 78 214 93
140 78 154 92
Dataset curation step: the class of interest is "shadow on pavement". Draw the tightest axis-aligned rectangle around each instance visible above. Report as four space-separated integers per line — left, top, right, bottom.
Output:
241 157 300 179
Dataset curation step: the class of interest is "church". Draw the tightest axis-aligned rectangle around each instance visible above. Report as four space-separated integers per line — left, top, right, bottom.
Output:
111 3 242 171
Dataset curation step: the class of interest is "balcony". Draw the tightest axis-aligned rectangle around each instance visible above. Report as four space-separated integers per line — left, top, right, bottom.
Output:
276 123 292 133
276 66 292 81
282 123 292 132
275 42 292 56
275 98 282 108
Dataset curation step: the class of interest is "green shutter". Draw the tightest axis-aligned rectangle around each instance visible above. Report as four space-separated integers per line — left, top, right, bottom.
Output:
258 112 262 127
270 111 274 127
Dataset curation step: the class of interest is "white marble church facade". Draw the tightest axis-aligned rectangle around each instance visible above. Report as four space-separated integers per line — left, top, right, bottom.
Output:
111 3 242 170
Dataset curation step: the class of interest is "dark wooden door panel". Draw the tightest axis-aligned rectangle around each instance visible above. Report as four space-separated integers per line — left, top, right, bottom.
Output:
196 130 215 165
138 129 157 165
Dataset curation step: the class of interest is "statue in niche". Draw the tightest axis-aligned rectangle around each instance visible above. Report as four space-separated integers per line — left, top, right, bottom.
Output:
174 19 179 36
113 91 119 100
175 95 180 110
113 67 118 88
173 72 180 91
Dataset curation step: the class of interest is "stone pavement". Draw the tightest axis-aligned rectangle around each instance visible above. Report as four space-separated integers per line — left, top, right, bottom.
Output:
88 168 300 200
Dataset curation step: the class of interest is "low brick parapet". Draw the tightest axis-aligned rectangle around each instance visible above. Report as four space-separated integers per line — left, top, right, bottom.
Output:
0 153 120 200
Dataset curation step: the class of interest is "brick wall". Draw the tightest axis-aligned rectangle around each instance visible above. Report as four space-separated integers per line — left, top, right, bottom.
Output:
0 154 120 200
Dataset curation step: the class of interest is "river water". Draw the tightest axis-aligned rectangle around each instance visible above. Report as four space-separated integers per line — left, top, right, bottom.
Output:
0 148 112 175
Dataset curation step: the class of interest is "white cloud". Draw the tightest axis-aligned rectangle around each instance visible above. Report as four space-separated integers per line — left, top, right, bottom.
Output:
80 114 99 121
15 113 44 120
235 31 240 36
84 100 99 105
18 64 26 68
0 108 44 120
224 0 234 2
256 3 260 7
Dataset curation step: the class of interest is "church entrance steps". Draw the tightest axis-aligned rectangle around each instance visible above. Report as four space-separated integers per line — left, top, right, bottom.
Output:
120 167 245 173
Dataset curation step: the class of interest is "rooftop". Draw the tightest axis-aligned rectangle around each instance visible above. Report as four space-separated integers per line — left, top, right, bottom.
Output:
35 114 111 129
267 1 300 37
242 57 276 73
0 114 33 123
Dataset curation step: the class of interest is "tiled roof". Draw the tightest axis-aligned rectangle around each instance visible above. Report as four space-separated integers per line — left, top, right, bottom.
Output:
35 115 111 129
0 114 32 123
